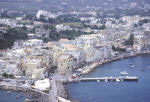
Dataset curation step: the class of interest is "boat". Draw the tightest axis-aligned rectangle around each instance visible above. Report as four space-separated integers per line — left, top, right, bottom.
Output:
120 71 128 75
104 79 108 82
24 99 32 102
130 65 135 68
116 79 120 82
97 80 100 82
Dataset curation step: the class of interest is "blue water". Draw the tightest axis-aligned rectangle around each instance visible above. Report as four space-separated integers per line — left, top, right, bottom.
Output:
65 55 150 102
0 90 30 102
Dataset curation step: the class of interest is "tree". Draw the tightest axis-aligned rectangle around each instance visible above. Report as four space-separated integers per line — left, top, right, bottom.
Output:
38 15 47 22
134 24 138 27
2 72 9 78
22 25 27 31
123 34 134 46
2 72 14 78
25 14 35 20
112 45 126 52
6 27 27 38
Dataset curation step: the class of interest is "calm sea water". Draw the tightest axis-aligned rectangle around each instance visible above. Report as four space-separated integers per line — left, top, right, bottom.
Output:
0 90 29 102
65 55 150 102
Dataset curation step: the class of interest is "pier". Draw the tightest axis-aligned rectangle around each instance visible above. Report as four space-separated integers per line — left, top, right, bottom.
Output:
63 76 138 83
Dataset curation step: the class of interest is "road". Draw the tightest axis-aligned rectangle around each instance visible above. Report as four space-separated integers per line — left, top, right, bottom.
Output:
49 73 72 102
49 77 58 102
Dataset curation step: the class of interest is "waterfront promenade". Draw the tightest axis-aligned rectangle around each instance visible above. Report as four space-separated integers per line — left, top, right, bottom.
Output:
81 51 150 75
49 73 73 102
49 78 58 102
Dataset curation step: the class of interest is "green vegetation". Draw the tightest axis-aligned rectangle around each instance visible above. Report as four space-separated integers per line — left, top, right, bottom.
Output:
43 90 49 94
0 10 22 19
123 34 134 46
2 72 14 78
37 16 81 25
138 19 150 26
6 26 27 38
38 24 90 40
24 13 35 20
0 26 28 49
83 24 106 30
63 22 83 28
58 30 89 40
134 24 138 27
59 16 80 23
112 45 126 52
49 29 89 40
0 24 8 27
0 38 14 49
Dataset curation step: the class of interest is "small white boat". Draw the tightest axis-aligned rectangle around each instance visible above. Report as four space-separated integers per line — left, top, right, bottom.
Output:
24 99 32 102
130 65 135 68
116 79 120 82
104 79 108 82
120 71 128 75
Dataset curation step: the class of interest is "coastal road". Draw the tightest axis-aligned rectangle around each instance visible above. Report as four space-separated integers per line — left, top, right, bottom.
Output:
49 77 58 102
49 73 71 102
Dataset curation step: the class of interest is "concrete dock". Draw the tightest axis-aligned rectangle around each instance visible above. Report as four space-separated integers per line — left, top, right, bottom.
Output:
63 76 138 83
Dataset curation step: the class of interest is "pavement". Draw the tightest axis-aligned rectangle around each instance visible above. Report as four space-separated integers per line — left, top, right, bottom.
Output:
49 73 73 102
49 78 58 102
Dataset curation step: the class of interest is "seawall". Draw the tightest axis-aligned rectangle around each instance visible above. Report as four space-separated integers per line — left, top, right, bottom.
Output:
81 51 150 75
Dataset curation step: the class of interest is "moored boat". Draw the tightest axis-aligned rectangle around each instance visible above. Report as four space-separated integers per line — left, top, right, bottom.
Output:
130 65 135 68
116 79 120 82
120 71 128 75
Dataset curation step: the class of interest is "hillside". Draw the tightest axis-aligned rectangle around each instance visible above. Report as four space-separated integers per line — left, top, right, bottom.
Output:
0 0 150 12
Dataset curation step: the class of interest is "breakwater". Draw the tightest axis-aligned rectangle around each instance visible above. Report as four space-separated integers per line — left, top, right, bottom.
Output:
63 76 138 83
0 84 49 102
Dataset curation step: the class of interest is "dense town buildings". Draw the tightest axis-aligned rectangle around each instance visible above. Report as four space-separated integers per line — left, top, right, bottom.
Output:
1 7 150 102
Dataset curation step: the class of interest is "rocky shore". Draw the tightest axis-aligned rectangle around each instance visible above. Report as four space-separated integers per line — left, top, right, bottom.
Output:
0 84 49 102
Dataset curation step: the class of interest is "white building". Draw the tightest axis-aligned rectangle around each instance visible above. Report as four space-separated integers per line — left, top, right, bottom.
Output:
57 54 74 75
33 78 50 91
0 64 18 76
24 59 46 79
55 24 72 32
35 28 50 38
0 19 17 27
36 10 57 19
134 34 150 51
23 39 43 47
